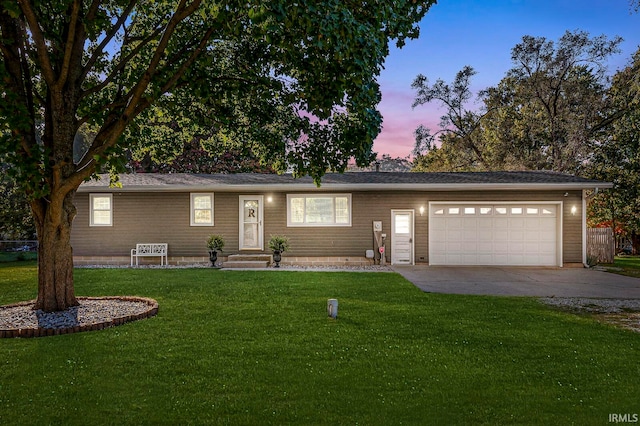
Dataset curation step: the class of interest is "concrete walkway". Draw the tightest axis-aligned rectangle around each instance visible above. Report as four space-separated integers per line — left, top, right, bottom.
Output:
391 265 640 298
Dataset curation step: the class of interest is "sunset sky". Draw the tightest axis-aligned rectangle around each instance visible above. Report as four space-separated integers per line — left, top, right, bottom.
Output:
374 0 640 159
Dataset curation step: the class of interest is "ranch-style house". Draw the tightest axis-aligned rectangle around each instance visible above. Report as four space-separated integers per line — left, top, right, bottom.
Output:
71 171 612 267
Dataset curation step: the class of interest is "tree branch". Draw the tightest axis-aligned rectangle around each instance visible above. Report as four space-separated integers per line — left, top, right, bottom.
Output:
122 0 202 119
140 27 217 115
56 0 81 89
86 0 102 20
0 9 38 156
72 0 207 188
17 0 56 86
82 0 137 81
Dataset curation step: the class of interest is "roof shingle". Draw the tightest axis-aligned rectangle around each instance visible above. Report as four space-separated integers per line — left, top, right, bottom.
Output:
79 171 611 192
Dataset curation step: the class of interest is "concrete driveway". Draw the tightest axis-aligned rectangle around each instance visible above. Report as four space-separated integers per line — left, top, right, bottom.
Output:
391 266 640 298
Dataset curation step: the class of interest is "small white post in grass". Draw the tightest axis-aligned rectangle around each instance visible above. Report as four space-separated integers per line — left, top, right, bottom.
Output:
327 299 338 319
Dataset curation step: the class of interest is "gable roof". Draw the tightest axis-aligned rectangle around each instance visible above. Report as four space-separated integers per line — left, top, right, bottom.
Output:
78 171 612 193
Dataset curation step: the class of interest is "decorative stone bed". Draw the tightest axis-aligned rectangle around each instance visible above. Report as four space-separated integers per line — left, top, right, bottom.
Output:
0 296 158 338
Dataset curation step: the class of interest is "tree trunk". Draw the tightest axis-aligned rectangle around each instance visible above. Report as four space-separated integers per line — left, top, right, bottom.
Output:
32 190 78 312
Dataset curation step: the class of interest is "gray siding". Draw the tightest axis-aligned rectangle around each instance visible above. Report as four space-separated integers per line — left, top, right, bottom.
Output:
71 189 584 264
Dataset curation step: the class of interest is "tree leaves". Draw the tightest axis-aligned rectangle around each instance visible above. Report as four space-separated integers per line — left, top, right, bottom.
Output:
412 30 625 174
1 0 436 193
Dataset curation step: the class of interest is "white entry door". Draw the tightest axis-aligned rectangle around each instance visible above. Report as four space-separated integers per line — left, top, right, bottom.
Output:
391 210 414 265
239 196 263 250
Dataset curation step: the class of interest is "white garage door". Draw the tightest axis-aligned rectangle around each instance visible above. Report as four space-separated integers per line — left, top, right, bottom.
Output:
429 203 559 266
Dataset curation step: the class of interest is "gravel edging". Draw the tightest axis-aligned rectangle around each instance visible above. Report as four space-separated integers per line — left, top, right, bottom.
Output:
76 264 394 271
0 296 158 338
539 297 640 333
539 297 640 313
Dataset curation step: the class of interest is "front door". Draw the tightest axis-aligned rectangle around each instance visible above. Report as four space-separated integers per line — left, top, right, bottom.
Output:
239 196 263 250
391 210 414 265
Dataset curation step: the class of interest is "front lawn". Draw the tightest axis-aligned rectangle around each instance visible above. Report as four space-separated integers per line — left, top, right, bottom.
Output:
601 256 640 278
1 265 638 425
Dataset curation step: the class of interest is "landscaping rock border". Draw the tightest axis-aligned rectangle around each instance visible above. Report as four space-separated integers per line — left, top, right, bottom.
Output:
0 296 158 338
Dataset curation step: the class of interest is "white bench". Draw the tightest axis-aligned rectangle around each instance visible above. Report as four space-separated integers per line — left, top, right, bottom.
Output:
130 243 168 266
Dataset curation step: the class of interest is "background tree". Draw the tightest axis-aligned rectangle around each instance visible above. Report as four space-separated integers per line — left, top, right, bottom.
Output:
411 66 495 171
347 154 412 172
0 164 35 240
487 30 622 173
587 48 640 251
411 31 623 173
0 0 434 311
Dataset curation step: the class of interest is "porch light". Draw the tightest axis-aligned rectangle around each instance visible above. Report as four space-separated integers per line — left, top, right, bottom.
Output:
419 206 425 216
571 205 577 215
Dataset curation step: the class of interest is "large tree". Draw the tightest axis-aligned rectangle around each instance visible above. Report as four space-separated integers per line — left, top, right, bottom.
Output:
412 30 624 173
587 47 640 247
486 30 622 173
411 66 498 171
0 0 434 311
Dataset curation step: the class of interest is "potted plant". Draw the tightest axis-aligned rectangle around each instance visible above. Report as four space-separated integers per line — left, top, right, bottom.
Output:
268 235 290 268
206 234 225 267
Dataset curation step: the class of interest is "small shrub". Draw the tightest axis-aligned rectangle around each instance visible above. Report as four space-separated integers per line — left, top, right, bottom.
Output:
268 235 290 252
206 234 225 251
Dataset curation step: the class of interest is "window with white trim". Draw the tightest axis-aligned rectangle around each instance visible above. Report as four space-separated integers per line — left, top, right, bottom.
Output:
190 193 214 226
287 194 351 226
90 194 113 226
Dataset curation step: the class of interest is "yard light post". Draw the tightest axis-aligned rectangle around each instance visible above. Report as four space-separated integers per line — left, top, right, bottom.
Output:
327 299 338 319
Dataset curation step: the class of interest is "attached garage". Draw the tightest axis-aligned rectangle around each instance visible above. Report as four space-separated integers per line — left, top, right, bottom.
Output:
429 202 561 266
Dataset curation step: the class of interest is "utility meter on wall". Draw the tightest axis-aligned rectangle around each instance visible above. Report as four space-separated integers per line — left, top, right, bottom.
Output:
373 221 382 232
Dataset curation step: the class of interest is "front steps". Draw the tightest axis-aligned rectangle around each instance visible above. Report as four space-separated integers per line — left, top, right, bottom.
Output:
223 254 273 269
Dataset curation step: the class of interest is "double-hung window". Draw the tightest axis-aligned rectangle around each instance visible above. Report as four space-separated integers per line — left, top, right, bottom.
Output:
190 193 214 226
90 194 113 226
287 194 351 227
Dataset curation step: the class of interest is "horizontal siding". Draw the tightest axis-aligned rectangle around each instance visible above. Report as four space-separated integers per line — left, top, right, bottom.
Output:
71 189 584 264
562 192 583 263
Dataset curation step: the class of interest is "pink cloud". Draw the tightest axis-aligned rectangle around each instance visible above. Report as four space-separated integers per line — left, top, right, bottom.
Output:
374 87 442 158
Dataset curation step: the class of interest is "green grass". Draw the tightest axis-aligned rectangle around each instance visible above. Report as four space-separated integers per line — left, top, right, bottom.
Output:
601 256 640 278
1 265 638 425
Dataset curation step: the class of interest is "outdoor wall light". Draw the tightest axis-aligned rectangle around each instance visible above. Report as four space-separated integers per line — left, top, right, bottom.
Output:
419 206 425 216
571 205 577 215
267 196 273 203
